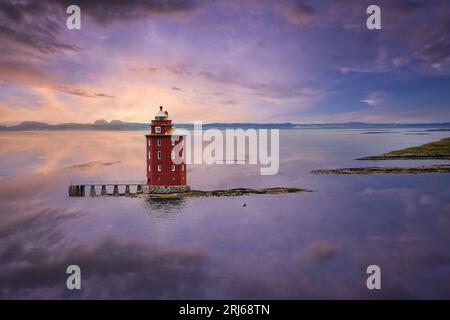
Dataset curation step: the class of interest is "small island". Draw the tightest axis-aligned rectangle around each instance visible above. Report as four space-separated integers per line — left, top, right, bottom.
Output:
143 187 314 199
312 137 450 175
312 165 450 175
357 137 450 160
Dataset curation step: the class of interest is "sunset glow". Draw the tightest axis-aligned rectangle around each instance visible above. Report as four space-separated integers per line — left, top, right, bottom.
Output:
1 0 448 125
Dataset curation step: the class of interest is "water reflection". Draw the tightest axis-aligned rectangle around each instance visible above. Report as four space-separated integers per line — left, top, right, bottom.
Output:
0 130 449 299
143 197 187 217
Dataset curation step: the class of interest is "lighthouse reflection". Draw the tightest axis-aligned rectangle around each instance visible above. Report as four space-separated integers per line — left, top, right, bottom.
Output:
143 196 186 217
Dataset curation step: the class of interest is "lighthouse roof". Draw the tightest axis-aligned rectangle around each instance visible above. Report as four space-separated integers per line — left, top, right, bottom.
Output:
155 106 169 120
156 110 167 118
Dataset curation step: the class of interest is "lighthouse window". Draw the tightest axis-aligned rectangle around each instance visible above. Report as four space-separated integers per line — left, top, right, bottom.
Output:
182 165 184 171
148 151 151 159
171 150 175 160
148 164 151 172
148 140 151 146
171 140 176 146
157 139 161 146
171 165 175 171
157 151 161 159
157 164 162 172
155 126 161 133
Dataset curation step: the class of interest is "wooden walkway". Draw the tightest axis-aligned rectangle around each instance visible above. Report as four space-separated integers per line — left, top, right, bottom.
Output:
68 181 146 197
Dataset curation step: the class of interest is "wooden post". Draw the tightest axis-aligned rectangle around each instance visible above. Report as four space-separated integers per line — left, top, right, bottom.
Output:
90 185 96 197
68 185 75 196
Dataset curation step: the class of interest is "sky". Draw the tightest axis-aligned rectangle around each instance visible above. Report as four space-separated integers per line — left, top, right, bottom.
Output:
0 0 449 124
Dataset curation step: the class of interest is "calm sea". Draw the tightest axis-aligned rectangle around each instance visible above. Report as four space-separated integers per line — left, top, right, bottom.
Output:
0 129 449 299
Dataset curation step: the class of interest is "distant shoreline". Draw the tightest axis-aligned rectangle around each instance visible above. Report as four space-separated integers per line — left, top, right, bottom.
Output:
1 121 450 131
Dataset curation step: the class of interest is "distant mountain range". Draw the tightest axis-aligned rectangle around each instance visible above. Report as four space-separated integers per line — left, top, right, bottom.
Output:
1 120 450 131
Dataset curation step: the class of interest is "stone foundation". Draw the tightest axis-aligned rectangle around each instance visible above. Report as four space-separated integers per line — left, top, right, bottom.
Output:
143 185 190 194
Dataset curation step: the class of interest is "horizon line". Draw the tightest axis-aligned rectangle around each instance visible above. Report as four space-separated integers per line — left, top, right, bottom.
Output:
2 120 450 128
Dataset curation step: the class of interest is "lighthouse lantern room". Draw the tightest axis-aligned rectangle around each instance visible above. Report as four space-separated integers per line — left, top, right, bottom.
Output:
145 106 187 189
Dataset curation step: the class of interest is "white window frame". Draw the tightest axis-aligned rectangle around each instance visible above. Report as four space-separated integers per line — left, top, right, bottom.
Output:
171 150 175 160
148 164 151 172
148 151 151 159
148 140 151 146
157 151 161 159
171 140 176 146
157 139 161 146
157 164 162 172
182 165 184 171
155 126 161 133
171 164 175 171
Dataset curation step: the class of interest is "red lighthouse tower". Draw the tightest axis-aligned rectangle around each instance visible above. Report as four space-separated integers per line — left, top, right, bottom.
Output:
145 106 188 193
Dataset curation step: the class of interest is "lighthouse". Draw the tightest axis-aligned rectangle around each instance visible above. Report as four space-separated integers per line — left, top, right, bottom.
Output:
145 106 189 193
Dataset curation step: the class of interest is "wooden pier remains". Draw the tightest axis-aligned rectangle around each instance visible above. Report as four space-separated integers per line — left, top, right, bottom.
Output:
68 181 145 197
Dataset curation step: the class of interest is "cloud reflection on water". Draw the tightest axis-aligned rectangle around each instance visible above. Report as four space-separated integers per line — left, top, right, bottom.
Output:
0 130 449 298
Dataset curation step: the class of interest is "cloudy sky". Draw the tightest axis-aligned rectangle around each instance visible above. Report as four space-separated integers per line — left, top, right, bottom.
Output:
0 0 449 124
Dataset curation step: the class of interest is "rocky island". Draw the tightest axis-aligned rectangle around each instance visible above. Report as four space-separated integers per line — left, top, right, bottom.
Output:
143 187 314 199
357 137 450 160
312 165 450 175
312 137 450 175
